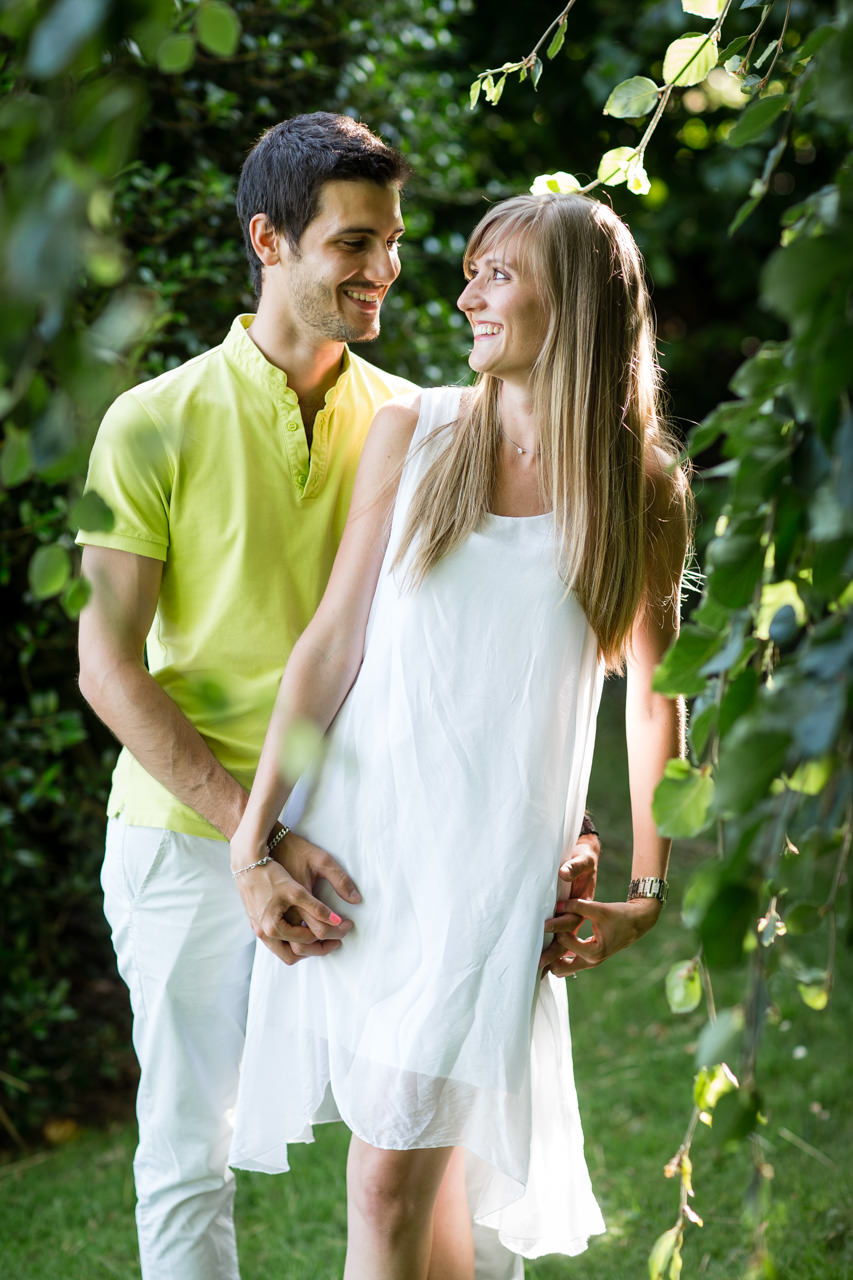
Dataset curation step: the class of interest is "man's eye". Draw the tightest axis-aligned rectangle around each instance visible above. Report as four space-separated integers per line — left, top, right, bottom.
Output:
342 240 366 250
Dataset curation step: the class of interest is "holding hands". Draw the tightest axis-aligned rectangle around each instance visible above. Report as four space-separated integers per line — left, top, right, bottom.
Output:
231 824 361 965
540 827 664 977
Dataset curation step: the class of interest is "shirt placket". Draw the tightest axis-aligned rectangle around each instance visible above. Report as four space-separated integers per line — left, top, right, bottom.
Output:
283 402 310 495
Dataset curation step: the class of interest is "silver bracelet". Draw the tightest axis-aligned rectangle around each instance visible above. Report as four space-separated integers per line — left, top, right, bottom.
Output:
232 854 272 878
232 825 290 878
267 824 289 852
627 875 669 904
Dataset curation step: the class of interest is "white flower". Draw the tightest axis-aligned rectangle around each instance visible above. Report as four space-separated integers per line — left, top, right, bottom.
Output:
626 154 651 195
530 171 581 195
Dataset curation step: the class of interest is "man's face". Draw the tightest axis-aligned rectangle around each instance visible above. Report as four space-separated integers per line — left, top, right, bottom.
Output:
272 180 404 343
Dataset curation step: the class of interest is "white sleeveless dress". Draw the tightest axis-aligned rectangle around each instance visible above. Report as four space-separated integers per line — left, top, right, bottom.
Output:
230 387 606 1259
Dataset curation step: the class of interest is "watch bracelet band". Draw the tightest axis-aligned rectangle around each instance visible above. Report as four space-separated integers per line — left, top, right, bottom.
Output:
627 875 669 904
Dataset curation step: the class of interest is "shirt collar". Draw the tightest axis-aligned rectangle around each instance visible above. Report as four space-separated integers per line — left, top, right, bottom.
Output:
223 315 353 407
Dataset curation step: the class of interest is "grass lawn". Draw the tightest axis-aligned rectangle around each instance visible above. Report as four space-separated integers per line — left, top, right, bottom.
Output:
2 681 850 1278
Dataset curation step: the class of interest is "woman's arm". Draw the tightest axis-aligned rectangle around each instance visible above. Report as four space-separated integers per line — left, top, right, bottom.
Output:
230 394 420 956
549 467 689 969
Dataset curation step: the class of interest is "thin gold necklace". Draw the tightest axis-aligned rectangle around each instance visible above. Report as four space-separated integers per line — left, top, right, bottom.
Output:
500 426 539 456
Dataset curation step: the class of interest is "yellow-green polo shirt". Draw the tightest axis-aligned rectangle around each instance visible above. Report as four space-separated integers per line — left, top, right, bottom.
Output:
77 314 418 839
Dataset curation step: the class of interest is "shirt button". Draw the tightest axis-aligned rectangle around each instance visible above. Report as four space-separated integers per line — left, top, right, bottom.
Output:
286 420 300 432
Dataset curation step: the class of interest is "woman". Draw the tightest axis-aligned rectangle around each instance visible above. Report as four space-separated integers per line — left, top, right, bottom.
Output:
228 193 688 1278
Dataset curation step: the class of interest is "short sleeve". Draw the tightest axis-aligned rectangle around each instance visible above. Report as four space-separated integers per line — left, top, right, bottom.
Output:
75 389 174 561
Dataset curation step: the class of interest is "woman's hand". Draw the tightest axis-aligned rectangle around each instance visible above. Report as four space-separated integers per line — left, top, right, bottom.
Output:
539 833 599 977
231 827 361 966
543 896 662 975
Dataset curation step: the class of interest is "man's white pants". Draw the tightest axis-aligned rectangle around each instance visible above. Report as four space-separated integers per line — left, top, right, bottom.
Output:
103 820 523 1280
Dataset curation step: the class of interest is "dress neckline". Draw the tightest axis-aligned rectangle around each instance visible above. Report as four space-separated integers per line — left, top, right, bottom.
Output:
484 510 552 523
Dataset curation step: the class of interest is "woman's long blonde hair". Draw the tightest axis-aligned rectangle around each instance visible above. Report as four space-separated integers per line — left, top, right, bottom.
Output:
395 193 686 668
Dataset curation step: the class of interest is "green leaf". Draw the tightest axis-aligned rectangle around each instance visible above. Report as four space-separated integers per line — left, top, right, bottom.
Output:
727 94 788 148
653 759 715 838
797 982 829 1011
761 236 846 329
61 576 92 620
69 490 115 533
715 725 790 816
488 74 506 105
718 668 758 738
695 1006 744 1068
28 544 72 600
729 342 785 399
793 25 836 63
156 33 196 74
597 147 634 186
784 757 833 795
1 423 32 486
196 2 241 57
662 33 718 87
699 883 758 967
604 76 659 119
469 79 482 109
694 1062 738 1117
653 625 723 697
719 36 749 63
531 57 543 90
689 701 717 759
648 1223 683 1280
706 534 765 609
546 19 567 60
682 0 725 17
665 959 703 1013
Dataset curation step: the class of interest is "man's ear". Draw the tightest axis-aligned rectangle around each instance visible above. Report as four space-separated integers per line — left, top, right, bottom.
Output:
248 213 282 267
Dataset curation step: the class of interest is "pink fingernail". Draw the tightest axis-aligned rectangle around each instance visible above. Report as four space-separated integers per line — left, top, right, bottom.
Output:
329 912 342 925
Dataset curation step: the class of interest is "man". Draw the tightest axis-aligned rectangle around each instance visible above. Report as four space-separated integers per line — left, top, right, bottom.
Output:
77 112 598 1279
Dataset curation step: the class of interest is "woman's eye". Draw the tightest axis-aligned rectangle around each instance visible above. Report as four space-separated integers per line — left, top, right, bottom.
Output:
494 268 509 281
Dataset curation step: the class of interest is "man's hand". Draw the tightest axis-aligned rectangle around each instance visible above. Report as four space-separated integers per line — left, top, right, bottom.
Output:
231 828 361 966
545 896 662 974
540 832 599 978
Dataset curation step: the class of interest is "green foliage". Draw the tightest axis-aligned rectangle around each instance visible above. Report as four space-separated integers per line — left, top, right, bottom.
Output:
472 1 852 1271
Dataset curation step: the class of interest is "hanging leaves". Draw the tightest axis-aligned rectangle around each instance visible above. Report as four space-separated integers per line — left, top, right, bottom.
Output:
727 94 789 148
28 544 71 599
604 76 660 118
546 18 567 60
653 760 715 838
196 2 241 57
665 959 703 1014
156 33 195 74
662 33 718 86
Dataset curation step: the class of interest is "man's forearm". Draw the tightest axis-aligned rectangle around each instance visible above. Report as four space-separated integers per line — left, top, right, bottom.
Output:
81 657 248 839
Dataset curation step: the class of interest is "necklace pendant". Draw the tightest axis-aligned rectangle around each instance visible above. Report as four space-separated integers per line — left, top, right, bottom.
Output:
516 445 523 455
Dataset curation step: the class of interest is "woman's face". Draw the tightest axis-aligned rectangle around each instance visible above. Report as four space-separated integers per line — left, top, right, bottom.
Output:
456 236 548 385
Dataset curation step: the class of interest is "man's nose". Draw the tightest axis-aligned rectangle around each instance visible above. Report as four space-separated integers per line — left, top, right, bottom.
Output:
365 242 400 285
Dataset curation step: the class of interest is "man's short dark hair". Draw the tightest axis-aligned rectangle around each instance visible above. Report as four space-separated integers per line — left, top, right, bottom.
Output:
236 112 413 298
